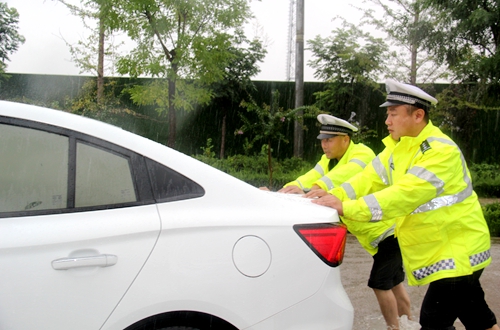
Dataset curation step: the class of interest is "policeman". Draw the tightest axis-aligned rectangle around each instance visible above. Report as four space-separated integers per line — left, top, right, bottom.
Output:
279 114 375 194
286 115 412 329
312 79 499 330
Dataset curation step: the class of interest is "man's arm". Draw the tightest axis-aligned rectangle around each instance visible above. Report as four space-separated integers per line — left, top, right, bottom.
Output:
281 156 328 193
339 141 463 222
313 144 375 191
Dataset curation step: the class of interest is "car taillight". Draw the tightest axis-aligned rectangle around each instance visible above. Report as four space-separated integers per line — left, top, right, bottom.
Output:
294 223 347 267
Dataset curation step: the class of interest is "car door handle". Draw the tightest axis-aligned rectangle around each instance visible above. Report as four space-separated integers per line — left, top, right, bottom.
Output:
51 254 118 270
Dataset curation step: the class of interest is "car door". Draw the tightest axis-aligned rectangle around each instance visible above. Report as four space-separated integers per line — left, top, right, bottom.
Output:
0 121 161 329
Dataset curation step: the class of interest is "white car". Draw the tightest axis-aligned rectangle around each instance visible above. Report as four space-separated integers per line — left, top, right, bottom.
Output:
0 101 353 330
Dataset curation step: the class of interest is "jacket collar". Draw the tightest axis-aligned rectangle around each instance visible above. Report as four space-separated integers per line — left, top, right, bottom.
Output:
382 120 436 149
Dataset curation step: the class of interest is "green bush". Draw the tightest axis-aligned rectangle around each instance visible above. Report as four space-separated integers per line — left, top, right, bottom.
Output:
483 202 500 237
470 163 500 197
193 154 314 190
225 154 271 174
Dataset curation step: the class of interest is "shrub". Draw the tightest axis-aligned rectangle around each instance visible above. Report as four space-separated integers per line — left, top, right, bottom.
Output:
483 202 500 237
193 154 314 190
225 154 270 174
470 163 500 197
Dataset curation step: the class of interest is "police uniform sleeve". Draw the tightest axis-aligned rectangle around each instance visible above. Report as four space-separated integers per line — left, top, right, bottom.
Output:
342 141 465 222
283 155 328 191
328 153 388 204
314 144 376 191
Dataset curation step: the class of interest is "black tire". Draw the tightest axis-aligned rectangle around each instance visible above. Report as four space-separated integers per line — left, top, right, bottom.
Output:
125 311 237 330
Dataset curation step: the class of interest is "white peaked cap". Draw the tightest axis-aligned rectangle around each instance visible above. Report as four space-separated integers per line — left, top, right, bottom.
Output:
317 114 358 140
380 79 438 111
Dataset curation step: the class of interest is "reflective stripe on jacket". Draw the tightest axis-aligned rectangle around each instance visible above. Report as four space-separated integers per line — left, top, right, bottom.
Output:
284 141 375 191
332 121 491 285
286 141 396 256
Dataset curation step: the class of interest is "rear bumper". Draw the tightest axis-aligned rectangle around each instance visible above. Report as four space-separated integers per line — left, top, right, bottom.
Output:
243 268 353 330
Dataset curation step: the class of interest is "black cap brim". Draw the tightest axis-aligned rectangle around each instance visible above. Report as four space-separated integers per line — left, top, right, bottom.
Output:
317 133 336 140
379 100 404 108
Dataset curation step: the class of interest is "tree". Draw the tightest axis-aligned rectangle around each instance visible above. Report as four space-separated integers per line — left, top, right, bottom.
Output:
421 0 500 163
58 0 121 104
423 0 500 84
308 20 387 127
0 2 25 77
113 0 253 149
209 32 266 159
358 0 448 84
238 90 303 187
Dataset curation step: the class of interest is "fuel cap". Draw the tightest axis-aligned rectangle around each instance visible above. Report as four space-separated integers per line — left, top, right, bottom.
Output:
232 235 271 277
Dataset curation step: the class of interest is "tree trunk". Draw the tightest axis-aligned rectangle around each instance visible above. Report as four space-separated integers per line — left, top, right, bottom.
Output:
167 77 176 148
267 138 273 187
409 7 419 84
97 13 105 104
495 108 499 131
220 108 227 159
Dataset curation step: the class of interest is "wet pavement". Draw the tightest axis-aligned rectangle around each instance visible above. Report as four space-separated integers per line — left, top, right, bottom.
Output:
340 234 500 330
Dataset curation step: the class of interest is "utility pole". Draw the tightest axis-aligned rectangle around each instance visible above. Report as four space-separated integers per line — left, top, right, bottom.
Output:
286 0 295 81
293 0 304 158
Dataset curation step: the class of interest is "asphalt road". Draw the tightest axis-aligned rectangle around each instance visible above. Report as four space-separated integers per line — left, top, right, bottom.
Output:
340 234 500 330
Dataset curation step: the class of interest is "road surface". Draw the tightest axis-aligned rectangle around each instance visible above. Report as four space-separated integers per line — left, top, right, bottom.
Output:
340 234 500 330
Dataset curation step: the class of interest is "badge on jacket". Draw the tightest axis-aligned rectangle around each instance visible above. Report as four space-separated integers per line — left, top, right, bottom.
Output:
420 140 431 154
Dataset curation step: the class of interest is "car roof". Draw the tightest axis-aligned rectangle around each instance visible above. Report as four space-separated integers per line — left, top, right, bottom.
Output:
1 100 138 146
0 100 204 174
0 100 265 192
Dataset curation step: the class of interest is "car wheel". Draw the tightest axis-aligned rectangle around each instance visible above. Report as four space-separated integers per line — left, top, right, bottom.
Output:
157 327 199 330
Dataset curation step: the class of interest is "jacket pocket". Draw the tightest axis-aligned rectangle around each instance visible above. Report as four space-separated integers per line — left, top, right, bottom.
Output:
398 224 441 247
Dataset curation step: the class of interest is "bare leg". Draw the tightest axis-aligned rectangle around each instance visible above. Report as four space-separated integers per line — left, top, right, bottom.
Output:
487 325 500 330
373 288 400 329
392 282 412 319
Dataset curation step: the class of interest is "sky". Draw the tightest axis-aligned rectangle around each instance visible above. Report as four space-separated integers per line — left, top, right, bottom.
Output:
5 0 367 82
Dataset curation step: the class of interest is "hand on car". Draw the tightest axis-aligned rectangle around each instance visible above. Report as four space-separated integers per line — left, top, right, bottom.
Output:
311 195 344 216
304 189 328 198
278 186 305 194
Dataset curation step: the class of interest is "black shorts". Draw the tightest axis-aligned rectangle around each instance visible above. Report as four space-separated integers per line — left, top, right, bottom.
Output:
420 269 497 330
368 235 405 290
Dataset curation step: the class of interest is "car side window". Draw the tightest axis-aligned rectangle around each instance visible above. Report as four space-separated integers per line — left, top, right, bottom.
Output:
75 142 137 207
0 123 68 212
146 158 205 202
0 117 204 218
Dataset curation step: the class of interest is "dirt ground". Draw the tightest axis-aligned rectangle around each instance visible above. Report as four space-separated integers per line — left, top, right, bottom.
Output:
479 198 500 205
341 234 500 330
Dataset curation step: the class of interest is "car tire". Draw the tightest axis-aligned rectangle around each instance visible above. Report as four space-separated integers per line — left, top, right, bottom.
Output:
157 327 199 330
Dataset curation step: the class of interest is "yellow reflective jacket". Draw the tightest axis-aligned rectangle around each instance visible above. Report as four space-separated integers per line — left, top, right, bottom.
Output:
286 141 395 256
284 141 375 191
332 121 491 285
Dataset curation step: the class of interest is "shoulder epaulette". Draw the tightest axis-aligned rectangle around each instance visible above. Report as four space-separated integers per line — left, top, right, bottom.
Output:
420 139 432 154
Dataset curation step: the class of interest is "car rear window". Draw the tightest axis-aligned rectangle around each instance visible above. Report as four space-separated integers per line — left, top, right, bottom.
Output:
75 142 137 207
146 158 205 202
